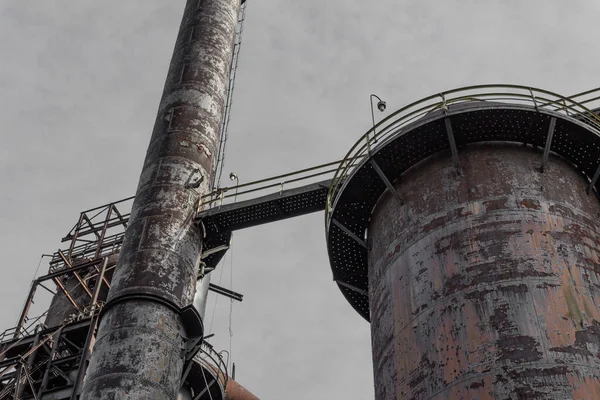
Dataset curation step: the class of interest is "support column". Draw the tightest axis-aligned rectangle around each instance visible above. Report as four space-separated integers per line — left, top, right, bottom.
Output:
81 1 241 398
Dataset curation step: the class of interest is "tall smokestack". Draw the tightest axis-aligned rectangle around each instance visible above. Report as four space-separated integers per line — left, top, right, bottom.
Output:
81 0 241 398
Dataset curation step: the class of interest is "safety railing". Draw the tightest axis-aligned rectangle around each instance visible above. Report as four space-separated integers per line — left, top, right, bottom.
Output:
194 341 229 390
325 84 600 228
197 158 346 212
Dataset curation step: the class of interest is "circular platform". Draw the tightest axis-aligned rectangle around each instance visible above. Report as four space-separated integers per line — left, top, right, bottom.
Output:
325 85 600 321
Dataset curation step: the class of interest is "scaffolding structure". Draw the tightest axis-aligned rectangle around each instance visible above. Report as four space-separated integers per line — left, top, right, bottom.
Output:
0 153 342 400
0 197 234 400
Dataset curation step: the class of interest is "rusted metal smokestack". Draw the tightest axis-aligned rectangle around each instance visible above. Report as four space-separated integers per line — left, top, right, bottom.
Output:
369 145 600 398
81 0 241 398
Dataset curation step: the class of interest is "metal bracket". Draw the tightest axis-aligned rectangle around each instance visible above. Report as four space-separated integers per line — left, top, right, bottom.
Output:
336 280 368 296
529 88 540 113
180 306 204 388
540 117 557 172
208 283 243 302
201 245 229 259
587 163 600 194
444 117 461 173
332 218 367 249
440 93 448 113
180 305 204 345
370 159 403 204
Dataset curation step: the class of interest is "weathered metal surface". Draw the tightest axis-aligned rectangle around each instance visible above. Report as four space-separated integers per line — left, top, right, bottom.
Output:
197 362 259 400
207 363 259 400
44 256 116 329
225 378 260 400
81 0 241 398
369 144 600 399
194 271 212 319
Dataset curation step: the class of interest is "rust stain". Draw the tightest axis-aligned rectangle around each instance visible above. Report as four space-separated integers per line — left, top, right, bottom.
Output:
519 198 542 210
368 145 600 399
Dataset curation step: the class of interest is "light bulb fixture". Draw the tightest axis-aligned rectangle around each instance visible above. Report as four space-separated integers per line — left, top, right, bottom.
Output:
370 94 387 148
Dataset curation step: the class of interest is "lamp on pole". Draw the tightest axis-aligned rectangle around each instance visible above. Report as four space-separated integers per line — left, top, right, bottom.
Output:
229 172 240 201
370 94 387 144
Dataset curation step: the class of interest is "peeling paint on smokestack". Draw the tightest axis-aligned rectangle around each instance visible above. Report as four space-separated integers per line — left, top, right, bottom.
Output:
81 1 241 398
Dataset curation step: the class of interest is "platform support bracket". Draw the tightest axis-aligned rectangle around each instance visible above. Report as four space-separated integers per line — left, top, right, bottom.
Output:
332 218 367 249
370 159 403 204
444 117 461 173
336 280 368 296
587 162 600 194
540 117 557 172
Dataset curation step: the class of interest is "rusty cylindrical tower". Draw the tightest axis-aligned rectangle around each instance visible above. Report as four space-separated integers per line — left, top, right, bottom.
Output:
81 0 241 398
326 87 600 399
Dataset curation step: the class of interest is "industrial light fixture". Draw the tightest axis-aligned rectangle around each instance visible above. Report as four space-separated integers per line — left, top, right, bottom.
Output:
371 94 386 115
229 172 240 201
370 94 387 146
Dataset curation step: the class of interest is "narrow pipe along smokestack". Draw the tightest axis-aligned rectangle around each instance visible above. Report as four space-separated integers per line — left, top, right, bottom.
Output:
80 0 242 398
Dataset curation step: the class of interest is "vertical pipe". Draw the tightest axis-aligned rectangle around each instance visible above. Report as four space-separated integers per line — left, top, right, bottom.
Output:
14 283 37 338
15 333 40 398
81 1 241 398
37 327 63 398
71 258 109 399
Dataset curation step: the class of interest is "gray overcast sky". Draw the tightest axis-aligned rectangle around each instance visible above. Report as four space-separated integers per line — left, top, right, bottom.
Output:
0 1 599 399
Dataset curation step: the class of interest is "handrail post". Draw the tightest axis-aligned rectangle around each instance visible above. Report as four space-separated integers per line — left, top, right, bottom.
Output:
219 190 225 210
529 88 540 112
440 93 448 113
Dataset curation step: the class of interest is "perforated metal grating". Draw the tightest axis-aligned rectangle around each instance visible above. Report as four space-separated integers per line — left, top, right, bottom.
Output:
197 179 330 241
327 103 600 321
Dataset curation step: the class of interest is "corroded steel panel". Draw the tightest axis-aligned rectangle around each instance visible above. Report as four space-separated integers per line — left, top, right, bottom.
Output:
225 378 260 400
81 0 241 398
369 144 600 399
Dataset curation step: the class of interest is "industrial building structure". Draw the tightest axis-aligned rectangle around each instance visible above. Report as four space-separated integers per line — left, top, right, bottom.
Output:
2 0 600 399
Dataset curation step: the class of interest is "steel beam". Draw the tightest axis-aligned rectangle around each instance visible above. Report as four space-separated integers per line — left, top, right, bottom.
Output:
370 159 403 203
540 117 557 172
57 250 93 298
208 283 243 302
14 284 37 339
52 278 81 313
37 327 63 398
588 162 600 194
336 280 367 296
80 1 242 398
332 218 367 249
444 117 460 172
